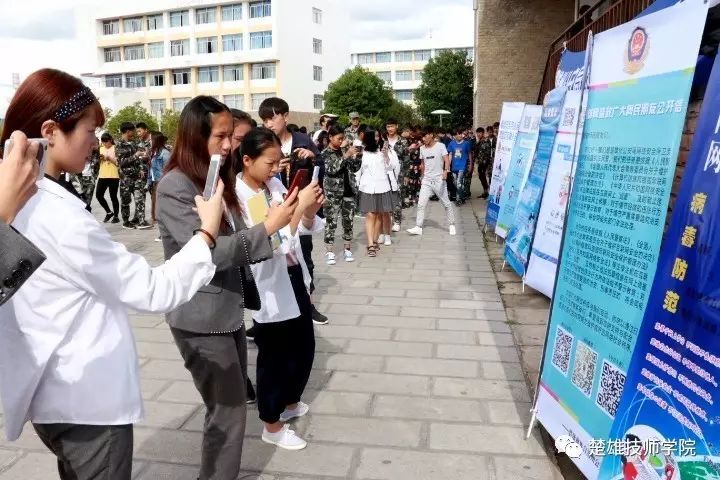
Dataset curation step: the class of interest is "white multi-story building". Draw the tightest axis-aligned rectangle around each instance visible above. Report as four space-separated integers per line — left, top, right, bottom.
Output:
78 0 349 126
350 39 474 106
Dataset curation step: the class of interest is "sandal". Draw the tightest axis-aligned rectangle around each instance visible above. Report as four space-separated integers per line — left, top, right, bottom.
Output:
367 245 377 257
373 242 380 251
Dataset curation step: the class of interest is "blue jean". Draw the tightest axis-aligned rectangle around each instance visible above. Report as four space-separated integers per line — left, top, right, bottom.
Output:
452 170 466 201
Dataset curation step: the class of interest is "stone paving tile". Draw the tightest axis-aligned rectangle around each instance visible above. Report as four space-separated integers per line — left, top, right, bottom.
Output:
0 191 562 480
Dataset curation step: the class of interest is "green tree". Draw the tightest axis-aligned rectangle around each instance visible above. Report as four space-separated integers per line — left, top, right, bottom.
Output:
104 102 159 137
383 100 421 128
159 110 181 146
414 51 474 129
323 66 394 120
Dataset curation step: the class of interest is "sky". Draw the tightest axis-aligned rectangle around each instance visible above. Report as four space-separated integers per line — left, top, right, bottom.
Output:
0 0 474 115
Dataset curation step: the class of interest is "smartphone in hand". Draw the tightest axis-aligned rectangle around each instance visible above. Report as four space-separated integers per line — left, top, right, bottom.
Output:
312 166 320 183
287 168 310 197
203 154 222 200
2 138 49 182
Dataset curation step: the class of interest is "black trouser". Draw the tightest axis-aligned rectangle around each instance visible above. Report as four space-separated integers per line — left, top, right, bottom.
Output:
170 327 248 480
95 178 119 216
254 265 315 424
33 423 133 480
299 234 315 294
478 162 490 191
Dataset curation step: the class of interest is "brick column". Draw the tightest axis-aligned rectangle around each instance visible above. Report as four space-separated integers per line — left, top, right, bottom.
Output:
474 0 574 126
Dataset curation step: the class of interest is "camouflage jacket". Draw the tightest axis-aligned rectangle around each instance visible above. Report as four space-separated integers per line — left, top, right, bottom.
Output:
136 137 152 175
321 146 361 196
389 136 411 171
116 139 140 177
475 138 493 166
344 126 360 144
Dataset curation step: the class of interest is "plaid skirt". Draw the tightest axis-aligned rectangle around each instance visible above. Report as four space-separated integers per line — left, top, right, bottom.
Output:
358 191 397 214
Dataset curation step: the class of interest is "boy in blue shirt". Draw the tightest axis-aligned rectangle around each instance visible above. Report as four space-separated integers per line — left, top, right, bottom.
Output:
447 128 473 205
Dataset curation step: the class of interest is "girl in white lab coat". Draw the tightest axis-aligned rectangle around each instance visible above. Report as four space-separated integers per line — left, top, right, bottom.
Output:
0 68 225 480
234 128 325 451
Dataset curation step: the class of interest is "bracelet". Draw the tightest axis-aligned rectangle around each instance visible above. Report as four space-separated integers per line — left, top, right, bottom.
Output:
193 228 217 250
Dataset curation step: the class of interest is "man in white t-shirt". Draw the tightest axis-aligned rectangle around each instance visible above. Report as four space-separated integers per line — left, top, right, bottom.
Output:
407 126 457 236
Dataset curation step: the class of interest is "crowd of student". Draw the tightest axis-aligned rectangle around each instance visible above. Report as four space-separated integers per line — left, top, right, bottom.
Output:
0 67 500 480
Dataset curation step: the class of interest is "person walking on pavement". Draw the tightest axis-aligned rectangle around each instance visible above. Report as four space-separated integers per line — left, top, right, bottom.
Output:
116 122 152 230
385 118 410 233
344 112 361 143
97 132 120 223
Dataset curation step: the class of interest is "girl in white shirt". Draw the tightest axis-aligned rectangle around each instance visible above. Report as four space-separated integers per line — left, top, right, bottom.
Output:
357 128 396 257
0 68 224 479
234 128 325 450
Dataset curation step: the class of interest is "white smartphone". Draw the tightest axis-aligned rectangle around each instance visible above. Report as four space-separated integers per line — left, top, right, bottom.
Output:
2 138 49 182
312 165 320 183
203 154 222 200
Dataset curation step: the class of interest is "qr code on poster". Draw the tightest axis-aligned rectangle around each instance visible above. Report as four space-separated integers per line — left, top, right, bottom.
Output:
551 326 573 375
571 342 597 397
596 360 626 418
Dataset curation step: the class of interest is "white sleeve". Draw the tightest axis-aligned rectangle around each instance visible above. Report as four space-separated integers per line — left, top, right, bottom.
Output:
58 214 216 314
439 143 448 156
298 215 325 236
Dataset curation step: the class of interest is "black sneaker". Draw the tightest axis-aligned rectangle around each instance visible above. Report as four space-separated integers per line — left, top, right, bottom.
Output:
129 219 139 227
246 379 257 404
246 325 256 341
136 221 153 230
103 213 114 223
479 192 489 199
111 216 120 224
311 305 329 325
122 222 136 230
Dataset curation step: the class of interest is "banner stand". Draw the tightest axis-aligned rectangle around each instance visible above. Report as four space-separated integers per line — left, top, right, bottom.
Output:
526 31 594 440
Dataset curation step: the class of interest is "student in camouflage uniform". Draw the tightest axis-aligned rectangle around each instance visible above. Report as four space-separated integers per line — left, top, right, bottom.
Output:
404 127 423 206
116 122 152 230
344 112 361 143
475 127 492 198
71 139 99 209
384 118 410 232
322 125 361 265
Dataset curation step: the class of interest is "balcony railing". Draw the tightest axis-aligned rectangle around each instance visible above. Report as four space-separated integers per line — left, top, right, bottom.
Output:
538 0 654 102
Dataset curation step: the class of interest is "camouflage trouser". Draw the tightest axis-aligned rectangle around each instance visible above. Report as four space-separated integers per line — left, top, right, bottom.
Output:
324 193 355 245
120 176 147 223
71 174 96 206
392 171 406 225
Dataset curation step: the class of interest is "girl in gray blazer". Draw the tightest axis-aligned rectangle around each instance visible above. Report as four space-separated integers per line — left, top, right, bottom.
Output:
156 96 298 480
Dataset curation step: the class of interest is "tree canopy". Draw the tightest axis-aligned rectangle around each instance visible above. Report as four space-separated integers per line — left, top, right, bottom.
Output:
104 102 159 137
159 110 181 146
414 51 474 129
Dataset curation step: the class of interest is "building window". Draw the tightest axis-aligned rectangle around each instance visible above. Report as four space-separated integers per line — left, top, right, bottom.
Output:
414 50 431 61
249 1 272 18
313 66 322 81
222 4 242 21
105 74 122 88
223 64 243 82
150 99 166 114
148 42 164 59
251 62 276 80
170 39 189 56
123 17 142 33
313 38 322 54
169 10 189 27
147 14 163 30
395 70 412 82
124 45 145 61
375 52 391 63
102 20 119 35
414 70 423 80
125 72 146 88
195 7 216 25
173 97 191 111
104 47 121 63
172 69 191 85
222 34 243 51
312 7 322 24
150 71 165 86
313 94 324 110
196 37 218 54
224 94 244 108
395 90 413 101
251 92 275 110
197 66 219 83
357 53 373 64
376 71 391 83
249 31 272 49
395 51 412 62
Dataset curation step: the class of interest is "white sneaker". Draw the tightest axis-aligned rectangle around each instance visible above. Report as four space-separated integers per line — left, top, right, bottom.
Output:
344 249 355 262
377 234 385 244
392 223 401 232
279 401 310 422
384 235 392 246
406 226 423 235
262 424 307 450
449 225 457 236
325 252 336 265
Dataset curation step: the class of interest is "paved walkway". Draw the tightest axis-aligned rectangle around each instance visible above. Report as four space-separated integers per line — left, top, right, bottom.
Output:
0 187 563 480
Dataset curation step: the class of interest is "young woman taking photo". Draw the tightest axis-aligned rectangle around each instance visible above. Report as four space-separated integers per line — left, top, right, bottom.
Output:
155 96 299 478
234 127 324 450
0 68 225 480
